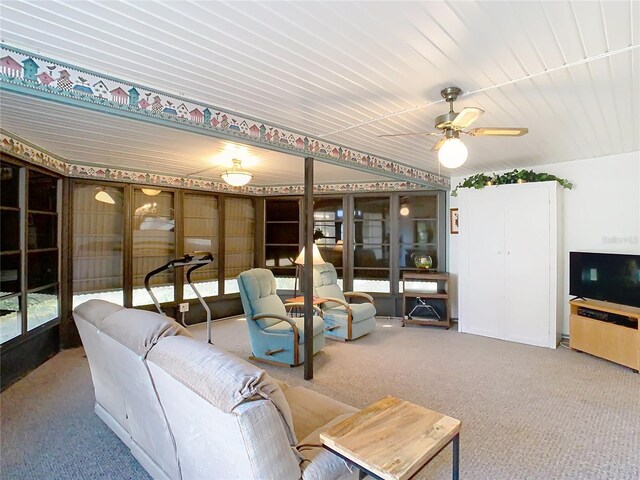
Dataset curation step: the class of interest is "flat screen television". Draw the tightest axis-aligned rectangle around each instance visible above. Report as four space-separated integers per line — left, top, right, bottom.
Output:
570 252 640 308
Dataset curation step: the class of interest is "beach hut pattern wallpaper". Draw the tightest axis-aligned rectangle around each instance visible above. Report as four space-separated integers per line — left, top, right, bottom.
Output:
0 44 449 190
1 129 430 195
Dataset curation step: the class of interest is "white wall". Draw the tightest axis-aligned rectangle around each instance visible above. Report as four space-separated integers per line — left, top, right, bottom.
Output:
447 151 640 335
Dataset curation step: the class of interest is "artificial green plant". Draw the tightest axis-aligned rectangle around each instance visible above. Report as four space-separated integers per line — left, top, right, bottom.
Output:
451 169 573 196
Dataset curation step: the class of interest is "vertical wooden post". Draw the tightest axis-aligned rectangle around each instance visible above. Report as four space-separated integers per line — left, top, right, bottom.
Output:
60 177 79 348
218 195 226 294
123 185 133 308
303 157 314 380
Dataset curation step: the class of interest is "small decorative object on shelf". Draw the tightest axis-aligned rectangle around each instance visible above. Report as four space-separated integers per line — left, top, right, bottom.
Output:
451 169 573 196
412 253 433 269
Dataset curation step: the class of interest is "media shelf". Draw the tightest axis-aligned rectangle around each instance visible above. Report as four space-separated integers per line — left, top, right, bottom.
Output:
401 272 450 329
569 299 640 372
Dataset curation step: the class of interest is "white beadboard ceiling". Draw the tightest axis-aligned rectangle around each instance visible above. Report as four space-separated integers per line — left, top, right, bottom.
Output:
0 0 638 182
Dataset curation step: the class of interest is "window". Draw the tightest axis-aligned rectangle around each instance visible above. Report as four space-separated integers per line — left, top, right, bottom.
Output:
72 184 124 307
224 197 255 294
353 197 390 292
0 162 60 345
26 170 60 331
265 198 299 290
0 162 22 343
313 198 344 286
398 194 439 292
132 189 175 306
183 194 219 299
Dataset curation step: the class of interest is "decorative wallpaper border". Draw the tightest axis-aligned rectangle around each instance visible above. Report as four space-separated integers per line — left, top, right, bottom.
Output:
0 44 449 189
1 129 431 195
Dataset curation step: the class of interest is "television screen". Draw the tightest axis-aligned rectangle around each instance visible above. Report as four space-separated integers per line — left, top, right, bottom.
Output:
570 252 640 308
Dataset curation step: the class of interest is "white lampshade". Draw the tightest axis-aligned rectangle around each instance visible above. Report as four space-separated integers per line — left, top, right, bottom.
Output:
221 159 253 186
438 138 468 169
294 244 325 265
94 190 115 204
141 188 161 196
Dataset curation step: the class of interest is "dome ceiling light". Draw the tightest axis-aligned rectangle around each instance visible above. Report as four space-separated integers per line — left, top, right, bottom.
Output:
221 158 253 186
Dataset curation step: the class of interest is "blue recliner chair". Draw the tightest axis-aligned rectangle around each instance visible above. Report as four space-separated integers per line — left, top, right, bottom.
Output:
237 268 326 366
312 262 377 341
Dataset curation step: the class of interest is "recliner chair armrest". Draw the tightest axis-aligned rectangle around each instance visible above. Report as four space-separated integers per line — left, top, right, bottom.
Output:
252 313 298 328
320 297 351 311
343 291 374 303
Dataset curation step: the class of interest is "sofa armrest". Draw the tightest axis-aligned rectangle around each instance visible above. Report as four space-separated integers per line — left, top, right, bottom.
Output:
234 399 302 480
283 386 358 441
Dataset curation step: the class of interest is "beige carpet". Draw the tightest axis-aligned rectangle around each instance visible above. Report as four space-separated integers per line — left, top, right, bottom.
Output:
2 317 639 479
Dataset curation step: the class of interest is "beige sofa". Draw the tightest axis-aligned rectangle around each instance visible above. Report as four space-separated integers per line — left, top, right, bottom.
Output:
73 300 358 480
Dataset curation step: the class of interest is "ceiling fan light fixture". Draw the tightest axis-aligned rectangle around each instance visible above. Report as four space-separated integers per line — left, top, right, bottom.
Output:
221 158 253 186
451 107 485 129
438 138 468 169
469 127 528 136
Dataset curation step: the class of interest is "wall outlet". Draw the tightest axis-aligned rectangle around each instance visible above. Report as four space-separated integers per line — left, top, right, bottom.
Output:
179 303 189 313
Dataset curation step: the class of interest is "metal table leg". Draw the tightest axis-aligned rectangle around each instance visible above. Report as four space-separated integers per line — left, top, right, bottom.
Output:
452 433 459 480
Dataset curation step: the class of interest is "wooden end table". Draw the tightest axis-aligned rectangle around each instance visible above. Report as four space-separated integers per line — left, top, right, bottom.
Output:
320 396 461 480
284 296 327 317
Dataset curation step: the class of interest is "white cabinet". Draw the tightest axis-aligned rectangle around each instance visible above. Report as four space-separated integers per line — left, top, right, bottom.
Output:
458 182 562 348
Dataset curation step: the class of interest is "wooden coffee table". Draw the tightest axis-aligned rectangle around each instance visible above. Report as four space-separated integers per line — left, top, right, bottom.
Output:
320 396 461 480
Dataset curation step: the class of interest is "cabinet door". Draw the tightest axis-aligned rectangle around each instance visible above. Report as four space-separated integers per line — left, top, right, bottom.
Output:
459 187 506 338
505 184 551 346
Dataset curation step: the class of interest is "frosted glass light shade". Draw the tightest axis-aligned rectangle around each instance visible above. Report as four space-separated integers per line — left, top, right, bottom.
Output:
438 138 468 168
294 244 325 265
141 188 161 196
221 159 253 186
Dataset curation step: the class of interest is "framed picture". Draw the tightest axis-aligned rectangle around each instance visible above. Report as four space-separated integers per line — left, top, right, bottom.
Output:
450 208 459 234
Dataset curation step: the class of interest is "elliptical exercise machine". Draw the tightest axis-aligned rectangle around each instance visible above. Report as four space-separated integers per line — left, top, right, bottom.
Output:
144 251 214 344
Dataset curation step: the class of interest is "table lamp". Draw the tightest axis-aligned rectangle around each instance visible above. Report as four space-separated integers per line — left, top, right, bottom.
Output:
293 243 325 297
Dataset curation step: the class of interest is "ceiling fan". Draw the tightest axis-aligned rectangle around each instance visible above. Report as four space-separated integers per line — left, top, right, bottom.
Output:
379 86 528 168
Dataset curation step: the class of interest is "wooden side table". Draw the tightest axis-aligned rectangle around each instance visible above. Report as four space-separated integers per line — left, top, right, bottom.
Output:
320 396 461 480
284 296 327 317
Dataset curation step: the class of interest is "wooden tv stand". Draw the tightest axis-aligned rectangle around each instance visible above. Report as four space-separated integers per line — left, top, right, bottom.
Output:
569 299 639 372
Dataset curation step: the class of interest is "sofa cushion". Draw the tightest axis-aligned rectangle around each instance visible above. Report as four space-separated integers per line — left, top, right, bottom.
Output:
284 386 358 441
100 308 192 357
147 336 297 444
73 299 125 330
297 413 355 480
263 316 325 344
323 302 376 324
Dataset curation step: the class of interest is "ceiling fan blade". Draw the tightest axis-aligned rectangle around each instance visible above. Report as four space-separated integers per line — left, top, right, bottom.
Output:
431 137 447 151
451 107 485 129
378 131 440 138
467 127 529 137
